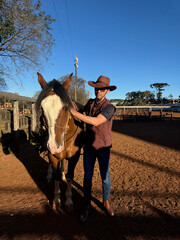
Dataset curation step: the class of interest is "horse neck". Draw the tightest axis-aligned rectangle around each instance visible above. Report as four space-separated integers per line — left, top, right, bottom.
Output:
66 112 78 136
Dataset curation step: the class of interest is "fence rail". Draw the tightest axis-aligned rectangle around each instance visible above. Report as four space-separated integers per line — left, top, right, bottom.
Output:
115 105 175 121
0 91 38 153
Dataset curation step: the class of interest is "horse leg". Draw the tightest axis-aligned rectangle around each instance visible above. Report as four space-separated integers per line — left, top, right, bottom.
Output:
65 178 73 212
65 150 81 212
61 160 66 182
47 162 53 183
53 162 61 210
54 179 61 210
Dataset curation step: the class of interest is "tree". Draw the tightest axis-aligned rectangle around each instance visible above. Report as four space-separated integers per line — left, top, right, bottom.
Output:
34 75 90 105
0 0 55 86
59 75 89 105
168 94 173 99
0 77 6 90
150 83 169 102
0 67 7 90
125 90 155 105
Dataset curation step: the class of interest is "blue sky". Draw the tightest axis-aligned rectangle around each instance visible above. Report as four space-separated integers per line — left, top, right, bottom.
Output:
6 0 180 100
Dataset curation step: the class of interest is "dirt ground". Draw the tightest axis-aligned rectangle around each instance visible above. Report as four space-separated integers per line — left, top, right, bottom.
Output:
0 119 180 240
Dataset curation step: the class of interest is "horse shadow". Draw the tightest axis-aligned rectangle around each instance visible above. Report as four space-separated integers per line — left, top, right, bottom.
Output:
1 130 51 200
0 130 96 213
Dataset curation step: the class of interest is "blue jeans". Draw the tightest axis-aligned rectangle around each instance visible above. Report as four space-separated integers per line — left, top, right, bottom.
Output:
83 146 111 205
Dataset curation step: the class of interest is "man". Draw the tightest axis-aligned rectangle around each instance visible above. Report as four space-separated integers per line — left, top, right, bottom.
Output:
70 75 116 222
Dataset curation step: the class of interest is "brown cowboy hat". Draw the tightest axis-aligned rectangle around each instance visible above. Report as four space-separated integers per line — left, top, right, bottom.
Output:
88 76 117 91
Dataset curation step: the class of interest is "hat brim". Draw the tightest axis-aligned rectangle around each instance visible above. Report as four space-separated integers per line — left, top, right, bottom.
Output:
88 81 117 91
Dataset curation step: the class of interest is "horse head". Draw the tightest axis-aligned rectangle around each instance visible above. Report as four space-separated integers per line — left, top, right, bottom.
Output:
36 73 73 155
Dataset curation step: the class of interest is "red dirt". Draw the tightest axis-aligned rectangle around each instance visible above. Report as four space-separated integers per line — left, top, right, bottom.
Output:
0 120 180 240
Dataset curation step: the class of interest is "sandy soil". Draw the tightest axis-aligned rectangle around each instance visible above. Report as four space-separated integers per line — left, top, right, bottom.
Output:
0 119 180 240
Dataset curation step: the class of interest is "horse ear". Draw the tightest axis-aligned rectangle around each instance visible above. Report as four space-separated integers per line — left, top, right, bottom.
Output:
37 72 47 88
62 73 73 91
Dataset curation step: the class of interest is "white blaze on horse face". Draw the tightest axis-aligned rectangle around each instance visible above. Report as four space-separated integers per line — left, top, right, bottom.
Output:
41 95 64 154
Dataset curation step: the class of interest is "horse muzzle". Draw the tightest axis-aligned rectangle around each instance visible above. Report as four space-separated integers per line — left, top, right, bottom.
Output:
47 142 64 155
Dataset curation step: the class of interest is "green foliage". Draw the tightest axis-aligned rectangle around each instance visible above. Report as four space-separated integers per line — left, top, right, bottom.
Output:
168 94 173 99
0 77 6 90
125 90 155 105
150 83 169 101
0 17 15 42
0 0 55 85
0 65 7 89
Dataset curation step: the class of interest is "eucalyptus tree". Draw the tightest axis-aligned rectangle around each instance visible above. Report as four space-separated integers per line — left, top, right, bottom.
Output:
0 0 55 86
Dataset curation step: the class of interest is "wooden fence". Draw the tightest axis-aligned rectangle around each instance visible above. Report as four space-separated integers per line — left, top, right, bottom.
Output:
115 105 174 121
0 91 37 153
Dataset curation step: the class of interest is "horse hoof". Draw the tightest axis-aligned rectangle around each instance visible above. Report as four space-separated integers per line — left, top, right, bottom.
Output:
56 203 61 212
65 204 73 213
61 172 67 182
52 202 56 210
52 201 61 212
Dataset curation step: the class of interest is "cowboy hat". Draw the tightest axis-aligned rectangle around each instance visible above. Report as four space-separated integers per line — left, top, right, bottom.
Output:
88 76 117 91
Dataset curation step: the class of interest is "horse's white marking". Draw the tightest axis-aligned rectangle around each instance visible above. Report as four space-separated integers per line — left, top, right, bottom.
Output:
41 95 64 154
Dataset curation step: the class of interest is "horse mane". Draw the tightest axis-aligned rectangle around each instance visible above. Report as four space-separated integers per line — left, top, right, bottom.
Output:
36 79 73 112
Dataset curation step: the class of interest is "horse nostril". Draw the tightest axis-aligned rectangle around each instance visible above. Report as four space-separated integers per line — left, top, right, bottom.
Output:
56 141 64 149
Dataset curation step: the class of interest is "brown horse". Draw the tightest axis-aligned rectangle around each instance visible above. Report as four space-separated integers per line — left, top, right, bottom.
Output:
36 73 84 212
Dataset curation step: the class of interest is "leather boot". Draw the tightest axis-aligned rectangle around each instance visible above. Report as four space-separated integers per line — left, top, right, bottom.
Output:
80 205 92 222
104 200 114 216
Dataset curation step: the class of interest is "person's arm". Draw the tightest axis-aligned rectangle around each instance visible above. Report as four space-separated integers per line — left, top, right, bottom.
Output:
70 107 107 126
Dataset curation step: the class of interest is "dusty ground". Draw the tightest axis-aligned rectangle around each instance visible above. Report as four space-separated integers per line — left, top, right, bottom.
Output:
0 119 180 240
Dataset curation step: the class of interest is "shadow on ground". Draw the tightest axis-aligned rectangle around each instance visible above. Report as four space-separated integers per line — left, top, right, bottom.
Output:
112 119 180 150
0 130 180 239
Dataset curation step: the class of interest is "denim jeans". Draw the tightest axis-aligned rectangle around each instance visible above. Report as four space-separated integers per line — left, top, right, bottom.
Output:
83 146 111 205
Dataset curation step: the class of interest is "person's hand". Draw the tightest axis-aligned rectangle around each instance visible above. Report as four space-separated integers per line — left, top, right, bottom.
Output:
69 106 76 116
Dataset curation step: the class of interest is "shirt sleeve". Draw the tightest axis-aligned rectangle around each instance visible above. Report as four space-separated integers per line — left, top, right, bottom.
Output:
100 104 116 120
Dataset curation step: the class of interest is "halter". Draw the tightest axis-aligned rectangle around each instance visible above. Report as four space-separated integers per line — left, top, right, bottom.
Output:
41 92 80 153
43 109 79 151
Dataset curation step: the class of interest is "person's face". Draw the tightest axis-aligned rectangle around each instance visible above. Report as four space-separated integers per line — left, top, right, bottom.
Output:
94 88 110 101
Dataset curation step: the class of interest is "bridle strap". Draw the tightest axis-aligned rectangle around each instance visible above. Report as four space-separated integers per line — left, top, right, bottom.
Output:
42 109 79 151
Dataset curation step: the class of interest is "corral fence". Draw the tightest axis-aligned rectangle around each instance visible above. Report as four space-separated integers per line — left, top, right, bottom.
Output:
114 105 176 121
0 91 38 153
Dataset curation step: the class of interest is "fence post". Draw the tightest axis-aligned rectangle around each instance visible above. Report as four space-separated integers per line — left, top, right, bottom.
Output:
171 108 173 120
13 101 19 152
31 103 36 132
149 107 152 119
